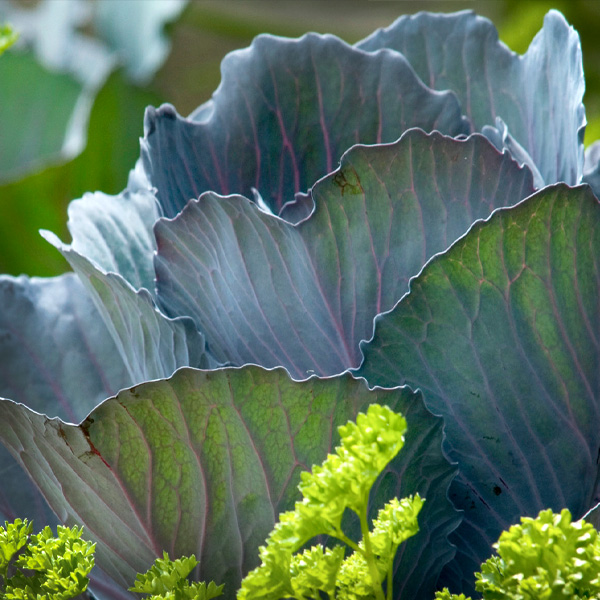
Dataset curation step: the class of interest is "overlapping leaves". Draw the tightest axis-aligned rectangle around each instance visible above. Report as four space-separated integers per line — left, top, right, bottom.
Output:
141 31 468 218
0 8 596 600
153 130 533 378
0 274 131 527
357 10 585 187
239 404 424 600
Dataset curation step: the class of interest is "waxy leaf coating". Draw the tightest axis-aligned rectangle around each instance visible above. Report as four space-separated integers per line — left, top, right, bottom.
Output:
65 186 160 293
43 231 210 384
0 274 131 529
357 10 586 187
0 9 592 600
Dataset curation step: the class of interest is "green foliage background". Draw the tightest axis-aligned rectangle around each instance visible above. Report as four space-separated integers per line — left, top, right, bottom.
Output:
2 0 599 277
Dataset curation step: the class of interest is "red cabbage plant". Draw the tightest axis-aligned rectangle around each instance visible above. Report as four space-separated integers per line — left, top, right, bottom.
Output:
1 9 599 600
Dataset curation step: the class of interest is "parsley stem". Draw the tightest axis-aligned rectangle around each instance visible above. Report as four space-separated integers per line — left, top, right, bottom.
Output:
386 559 393 600
331 529 361 554
359 505 385 600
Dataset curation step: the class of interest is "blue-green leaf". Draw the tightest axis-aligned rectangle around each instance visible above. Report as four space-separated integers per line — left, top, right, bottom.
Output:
0 367 458 600
0 273 130 529
141 32 468 218
154 130 534 378
42 231 210 382
65 186 160 293
357 10 585 186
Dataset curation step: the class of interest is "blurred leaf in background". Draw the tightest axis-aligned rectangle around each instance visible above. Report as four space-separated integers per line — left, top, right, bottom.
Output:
0 22 18 54
0 0 184 276
0 51 82 182
0 69 160 275
1 0 599 277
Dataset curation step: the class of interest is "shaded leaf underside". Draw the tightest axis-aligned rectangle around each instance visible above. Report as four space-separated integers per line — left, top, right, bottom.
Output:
154 130 534 379
0 273 131 533
0 367 458 600
357 184 600 593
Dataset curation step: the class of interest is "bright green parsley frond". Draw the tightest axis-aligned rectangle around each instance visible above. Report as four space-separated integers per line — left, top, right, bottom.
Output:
143 580 224 600
238 534 295 600
289 546 345 600
5 524 95 600
130 552 223 600
336 496 424 600
369 495 424 555
264 508 333 555
435 508 600 600
298 404 407 524
238 405 418 600
0 518 32 574
336 547 376 600
0 23 18 55
434 590 471 600
241 545 346 600
264 405 409 555
476 508 600 599
130 552 199 595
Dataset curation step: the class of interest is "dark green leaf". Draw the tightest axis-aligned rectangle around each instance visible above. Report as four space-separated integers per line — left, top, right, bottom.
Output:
357 184 600 593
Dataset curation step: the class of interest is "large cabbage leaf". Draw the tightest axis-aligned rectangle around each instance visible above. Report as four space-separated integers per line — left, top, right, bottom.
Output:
357 10 585 187
357 183 600 594
63 186 159 293
0 274 140 600
0 367 458 600
141 32 468 219
153 130 533 378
